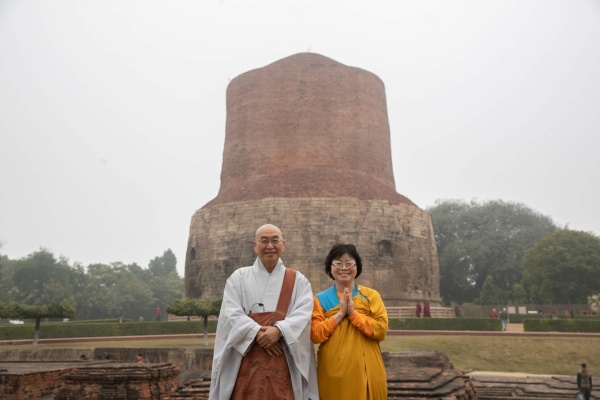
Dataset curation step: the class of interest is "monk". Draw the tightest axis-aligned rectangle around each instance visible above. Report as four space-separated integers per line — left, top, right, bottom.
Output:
209 224 319 400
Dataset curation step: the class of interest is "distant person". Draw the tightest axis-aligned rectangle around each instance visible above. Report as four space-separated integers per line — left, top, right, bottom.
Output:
552 310 558 319
490 309 499 318
499 308 509 331
423 302 431 318
537 309 544 318
577 362 593 400
454 305 463 318
156 307 161 321
415 302 422 318
136 353 144 364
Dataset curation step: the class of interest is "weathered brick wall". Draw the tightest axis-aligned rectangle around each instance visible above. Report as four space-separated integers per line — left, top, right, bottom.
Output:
185 53 441 306
209 52 411 207
55 363 179 400
0 370 63 400
185 197 441 306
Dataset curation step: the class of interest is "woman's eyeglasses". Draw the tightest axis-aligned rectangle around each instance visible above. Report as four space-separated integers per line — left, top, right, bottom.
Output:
332 261 356 269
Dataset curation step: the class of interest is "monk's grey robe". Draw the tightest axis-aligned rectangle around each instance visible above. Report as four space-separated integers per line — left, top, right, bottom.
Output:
209 258 319 400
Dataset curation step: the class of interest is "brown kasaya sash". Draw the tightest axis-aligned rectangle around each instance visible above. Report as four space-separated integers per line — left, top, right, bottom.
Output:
230 268 297 400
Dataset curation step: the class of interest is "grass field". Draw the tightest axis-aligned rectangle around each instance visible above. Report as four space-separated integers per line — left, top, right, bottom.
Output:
5 333 598 376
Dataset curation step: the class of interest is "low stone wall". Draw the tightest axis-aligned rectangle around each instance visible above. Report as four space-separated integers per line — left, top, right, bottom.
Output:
387 306 456 318
0 366 64 400
55 363 179 399
0 348 214 379
1 347 451 379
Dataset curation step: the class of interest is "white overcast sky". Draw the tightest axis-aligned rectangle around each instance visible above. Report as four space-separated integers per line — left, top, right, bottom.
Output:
1 0 599 277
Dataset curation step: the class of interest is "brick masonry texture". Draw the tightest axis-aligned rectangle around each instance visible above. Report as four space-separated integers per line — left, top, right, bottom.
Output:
185 53 441 306
185 197 441 306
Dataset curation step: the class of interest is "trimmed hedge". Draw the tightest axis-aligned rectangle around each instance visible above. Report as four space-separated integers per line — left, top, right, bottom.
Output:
503 314 528 323
389 318 502 331
0 320 219 341
524 318 600 333
1 317 513 340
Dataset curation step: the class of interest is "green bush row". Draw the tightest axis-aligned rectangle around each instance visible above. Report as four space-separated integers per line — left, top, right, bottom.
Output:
0 320 219 341
524 318 600 333
389 318 502 331
0 317 509 341
503 313 600 323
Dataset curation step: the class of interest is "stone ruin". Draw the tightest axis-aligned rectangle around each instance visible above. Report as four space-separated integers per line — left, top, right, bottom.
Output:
0 349 478 399
1 347 587 399
185 52 441 306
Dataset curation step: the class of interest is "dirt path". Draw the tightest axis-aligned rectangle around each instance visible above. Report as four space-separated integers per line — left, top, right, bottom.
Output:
506 323 524 332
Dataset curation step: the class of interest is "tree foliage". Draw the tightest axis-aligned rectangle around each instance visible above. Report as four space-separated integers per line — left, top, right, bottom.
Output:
0 301 75 345
522 230 600 304
148 249 177 277
168 297 222 345
428 199 558 305
0 248 184 322
167 297 222 319
475 276 507 305
167 297 222 345
11 249 78 305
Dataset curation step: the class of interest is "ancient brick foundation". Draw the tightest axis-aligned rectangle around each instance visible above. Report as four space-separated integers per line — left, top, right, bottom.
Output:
0 366 64 400
55 363 179 399
1 348 588 399
0 361 179 400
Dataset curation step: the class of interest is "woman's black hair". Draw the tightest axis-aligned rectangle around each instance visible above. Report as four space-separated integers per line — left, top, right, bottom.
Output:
324 243 362 280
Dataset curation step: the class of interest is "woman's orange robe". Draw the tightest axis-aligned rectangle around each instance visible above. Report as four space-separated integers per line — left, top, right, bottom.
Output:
311 284 388 400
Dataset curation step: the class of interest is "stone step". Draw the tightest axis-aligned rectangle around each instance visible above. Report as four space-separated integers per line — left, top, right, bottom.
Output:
470 374 597 400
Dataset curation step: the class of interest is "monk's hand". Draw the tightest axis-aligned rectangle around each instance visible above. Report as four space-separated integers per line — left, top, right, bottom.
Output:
256 326 281 351
263 341 284 356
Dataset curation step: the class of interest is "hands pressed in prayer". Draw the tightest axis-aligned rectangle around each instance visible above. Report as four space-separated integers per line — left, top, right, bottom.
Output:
339 287 354 316
334 287 355 324
344 287 355 315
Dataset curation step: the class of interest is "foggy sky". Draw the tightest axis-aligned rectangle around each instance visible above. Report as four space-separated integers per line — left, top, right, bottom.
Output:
1 0 599 276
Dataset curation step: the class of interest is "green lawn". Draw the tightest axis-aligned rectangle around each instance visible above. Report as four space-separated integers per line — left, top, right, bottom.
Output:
380 335 599 375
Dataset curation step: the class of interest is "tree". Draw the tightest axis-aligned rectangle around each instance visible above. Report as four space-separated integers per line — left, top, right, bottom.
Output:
475 275 508 305
0 301 75 345
0 253 9 302
147 249 184 316
512 283 528 305
167 297 222 345
148 249 177 277
428 199 558 305
522 230 600 304
150 273 184 317
0 241 4 300
111 263 156 320
75 263 121 320
10 249 78 305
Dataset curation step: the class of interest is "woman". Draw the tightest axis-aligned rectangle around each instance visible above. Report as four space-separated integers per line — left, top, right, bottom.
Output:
311 243 388 400
577 363 592 400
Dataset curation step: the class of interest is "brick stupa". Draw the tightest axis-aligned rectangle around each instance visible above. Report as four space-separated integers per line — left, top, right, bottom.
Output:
185 53 441 306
